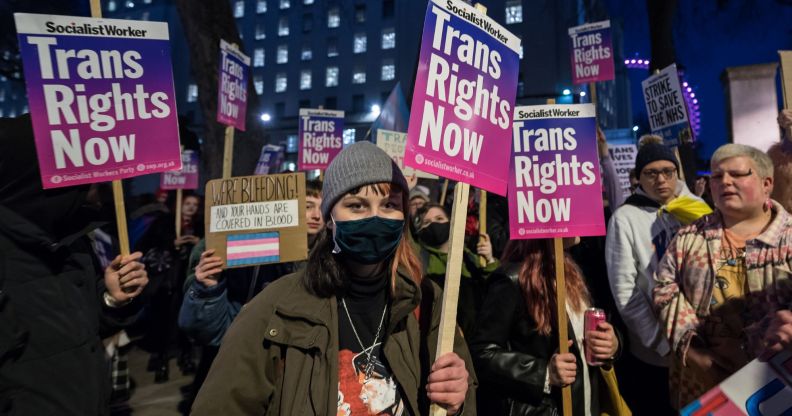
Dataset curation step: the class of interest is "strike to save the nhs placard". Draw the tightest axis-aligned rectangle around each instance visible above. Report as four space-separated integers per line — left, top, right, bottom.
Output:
14 13 181 189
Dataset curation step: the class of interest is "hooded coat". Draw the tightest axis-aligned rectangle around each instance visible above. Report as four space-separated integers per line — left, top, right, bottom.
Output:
0 114 141 416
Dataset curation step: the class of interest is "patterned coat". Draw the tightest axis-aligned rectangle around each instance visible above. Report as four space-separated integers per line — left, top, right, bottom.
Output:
654 201 792 359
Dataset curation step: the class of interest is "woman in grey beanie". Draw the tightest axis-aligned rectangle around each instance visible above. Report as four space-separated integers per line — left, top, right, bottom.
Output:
193 141 477 415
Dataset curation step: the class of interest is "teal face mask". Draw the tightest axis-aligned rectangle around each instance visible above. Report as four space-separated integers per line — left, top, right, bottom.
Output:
331 216 404 264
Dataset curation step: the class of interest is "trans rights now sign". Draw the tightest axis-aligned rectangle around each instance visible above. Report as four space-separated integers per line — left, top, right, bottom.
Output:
14 13 181 189
509 104 605 239
160 149 199 190
297 108 344 171
404 0 520 196
216 40 249 131
568 20 614 85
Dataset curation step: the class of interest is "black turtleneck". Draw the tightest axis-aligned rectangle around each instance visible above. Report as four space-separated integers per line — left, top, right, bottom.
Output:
336 267 409 415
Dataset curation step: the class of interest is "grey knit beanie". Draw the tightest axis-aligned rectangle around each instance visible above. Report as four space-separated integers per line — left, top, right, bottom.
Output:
320 141 409 219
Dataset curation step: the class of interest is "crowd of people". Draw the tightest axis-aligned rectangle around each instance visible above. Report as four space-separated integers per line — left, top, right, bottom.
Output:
2 110 792 415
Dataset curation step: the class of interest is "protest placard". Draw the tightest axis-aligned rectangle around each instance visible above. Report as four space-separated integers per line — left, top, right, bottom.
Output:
682 353 792 415
254 144 284 175
297 108 344 171
14 13 181 189
609 144 637 199
205 173 307 268
403 0 520 196
161 149 199 190
642 64 692 147
216 40 249 131
509 104 605 239
568 20 614 85
376 129 438 179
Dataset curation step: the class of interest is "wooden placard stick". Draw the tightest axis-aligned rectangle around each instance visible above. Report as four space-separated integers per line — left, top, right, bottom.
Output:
222 125 235 179
175 188 183 239
780 51 792 138
439 179 449 205
90 0 130 257
478 189 487 267
429 181 470 416
546 97 572 416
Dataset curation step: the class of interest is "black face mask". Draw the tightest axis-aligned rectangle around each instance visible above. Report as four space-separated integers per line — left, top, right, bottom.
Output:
418 221 450 247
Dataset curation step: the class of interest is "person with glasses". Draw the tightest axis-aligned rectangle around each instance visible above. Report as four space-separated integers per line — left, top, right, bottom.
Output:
604 140 708 415
654 143 792 409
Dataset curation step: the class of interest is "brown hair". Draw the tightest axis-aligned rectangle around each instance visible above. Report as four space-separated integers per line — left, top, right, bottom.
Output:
303 182 422 297
501 239 591 336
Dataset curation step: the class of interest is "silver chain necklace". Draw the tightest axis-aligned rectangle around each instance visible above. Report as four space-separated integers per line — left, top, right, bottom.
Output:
340 297 388 383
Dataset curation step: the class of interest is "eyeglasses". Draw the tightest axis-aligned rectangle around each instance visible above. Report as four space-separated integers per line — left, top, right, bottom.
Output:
711 169 753 181
641 168 677 180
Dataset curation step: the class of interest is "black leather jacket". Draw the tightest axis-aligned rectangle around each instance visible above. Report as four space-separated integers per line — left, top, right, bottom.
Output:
469 263 594 416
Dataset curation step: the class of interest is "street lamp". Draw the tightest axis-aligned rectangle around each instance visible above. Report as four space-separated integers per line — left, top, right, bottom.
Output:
260 113 271 122
370 104 381 117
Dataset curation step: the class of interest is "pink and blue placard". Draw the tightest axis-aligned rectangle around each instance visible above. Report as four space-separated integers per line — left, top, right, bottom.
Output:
216 39 249 131
642 63 692 147
403 0 521 196
509 104 605 239
254 144 284 175
297 108 344 171
568 20 614 85
160 149 199 190
14 13 181 189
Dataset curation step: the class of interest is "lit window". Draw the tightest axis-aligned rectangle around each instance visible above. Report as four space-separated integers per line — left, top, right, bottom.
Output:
186 84 198 102
275 73 287 92
327 39 338 57
352 67 366 84
381 60 395 81
505 0 522 24
0 89 5 102
143 0 151 3
234 1 245 18
304 0 313 4
255 24 266 39
343 129 356 147
254 48 265 67
278 17 289 36
353 33 366 54
126 1 134 8
326 67 339 87
280 0 290 9
286 135 298 153
381 28 395 49
277 45 288 63
141 11 150 20
327 7 340 28
301 45 312 61
300 70 312 90
107 0 117 12
355 4 365 22
254 76 264 95
256 0 267 13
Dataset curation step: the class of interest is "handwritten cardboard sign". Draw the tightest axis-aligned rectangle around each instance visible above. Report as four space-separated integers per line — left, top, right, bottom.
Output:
216 39 250 131
642 63 692 147
376 129 438 179
568 20 614 85
297 108 344 171
160 149 199 190
205 173 307 268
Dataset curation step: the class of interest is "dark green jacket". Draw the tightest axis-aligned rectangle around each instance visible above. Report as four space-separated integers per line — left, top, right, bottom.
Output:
192 268 478 415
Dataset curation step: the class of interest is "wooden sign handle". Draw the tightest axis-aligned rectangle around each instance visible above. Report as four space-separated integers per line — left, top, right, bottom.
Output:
439 179 449 205
553 238 572 416
429 182 470 416
222 126 234 179
175 188 183 239
478 189 487 267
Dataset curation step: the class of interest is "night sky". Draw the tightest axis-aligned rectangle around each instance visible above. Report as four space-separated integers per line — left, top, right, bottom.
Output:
605 0 792 163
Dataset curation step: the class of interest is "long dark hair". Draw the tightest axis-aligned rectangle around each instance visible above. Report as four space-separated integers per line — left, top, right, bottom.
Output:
501 239 591 336
302 183 423 297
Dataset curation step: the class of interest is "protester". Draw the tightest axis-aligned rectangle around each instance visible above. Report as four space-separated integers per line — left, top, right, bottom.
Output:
414 203 499 338
628 169 639 194
409 188 430 217
135 192 204 382
0 114 149 415
598 126 626 209
605 140 710 415
177 179 324 412
191 141 476 415
470 238 624 416
654 143 792 408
